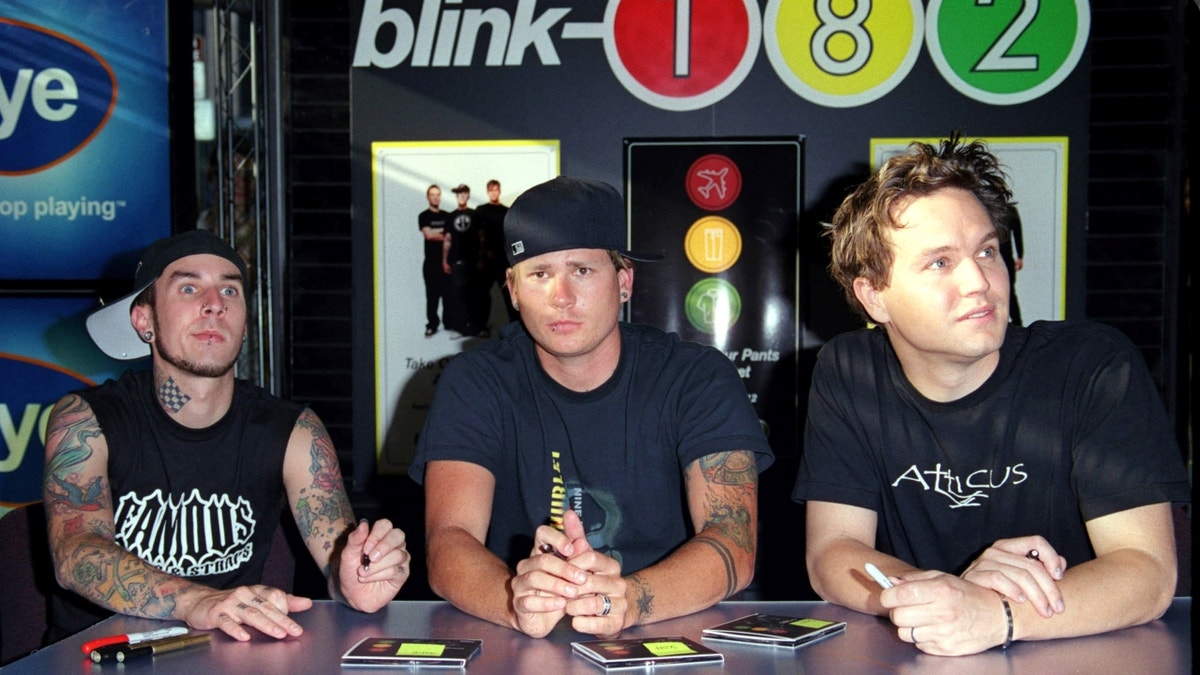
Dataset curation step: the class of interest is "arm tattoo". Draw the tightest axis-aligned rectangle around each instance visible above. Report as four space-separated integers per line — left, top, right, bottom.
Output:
692 536 738 598
689 451 757 553
627 574 655 623
697 450 756 486
700 492 753 552
43 396 109 514
293 410 354 553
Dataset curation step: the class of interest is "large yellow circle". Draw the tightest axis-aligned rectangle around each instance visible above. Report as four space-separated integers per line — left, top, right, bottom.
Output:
684 216 742 273
765 0 923 106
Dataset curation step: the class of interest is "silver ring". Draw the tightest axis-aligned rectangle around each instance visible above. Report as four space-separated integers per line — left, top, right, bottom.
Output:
910 626 917 643
597 594 611 617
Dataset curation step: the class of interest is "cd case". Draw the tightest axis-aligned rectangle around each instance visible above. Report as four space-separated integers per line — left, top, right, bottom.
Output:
571 636 723 669
341 637 482 668
701 613 847 648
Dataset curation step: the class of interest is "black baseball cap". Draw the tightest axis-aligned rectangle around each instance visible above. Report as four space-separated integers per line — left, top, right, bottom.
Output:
503 176 662 266
85 229 248 360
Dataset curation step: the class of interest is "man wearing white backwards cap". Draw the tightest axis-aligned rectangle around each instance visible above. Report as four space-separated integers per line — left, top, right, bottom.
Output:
410 177 773 639
43 229 410 642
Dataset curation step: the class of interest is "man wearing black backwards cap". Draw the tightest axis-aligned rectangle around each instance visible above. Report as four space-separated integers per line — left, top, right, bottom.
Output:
409 177 773 638
43 229 410 642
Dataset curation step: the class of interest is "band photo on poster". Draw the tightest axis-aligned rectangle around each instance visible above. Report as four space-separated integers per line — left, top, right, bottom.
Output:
371 140 559 474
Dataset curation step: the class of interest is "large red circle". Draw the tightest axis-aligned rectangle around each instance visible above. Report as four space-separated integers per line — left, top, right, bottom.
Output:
686 154 742 211
611 0 751 98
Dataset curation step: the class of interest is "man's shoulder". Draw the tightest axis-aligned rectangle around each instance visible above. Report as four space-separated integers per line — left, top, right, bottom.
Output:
75 368 146 403
1020 320 1136 359
817 326 884 361
621 323 733 372
443 324 532 374
419 209 447 224
233 379 308 417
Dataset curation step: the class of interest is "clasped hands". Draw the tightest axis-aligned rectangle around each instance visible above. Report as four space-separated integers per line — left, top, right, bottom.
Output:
178 519 409 641
876 535 1068 656
509 509 627 639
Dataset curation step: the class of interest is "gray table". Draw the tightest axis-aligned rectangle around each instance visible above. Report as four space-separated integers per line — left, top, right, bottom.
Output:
4 598 1190 673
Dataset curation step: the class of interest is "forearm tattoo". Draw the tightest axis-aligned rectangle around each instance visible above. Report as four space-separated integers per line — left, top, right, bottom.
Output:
44 396 191 618
70 544 185 619
294 410 354 552
628 573 654 623
692 536 738 598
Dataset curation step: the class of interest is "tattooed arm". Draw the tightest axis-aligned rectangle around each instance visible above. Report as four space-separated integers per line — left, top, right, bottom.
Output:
548 449 759 639
42 394 312 641
282 408 409 612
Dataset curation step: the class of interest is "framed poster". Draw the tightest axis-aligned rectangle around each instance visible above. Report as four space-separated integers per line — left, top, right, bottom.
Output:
371 140 559 474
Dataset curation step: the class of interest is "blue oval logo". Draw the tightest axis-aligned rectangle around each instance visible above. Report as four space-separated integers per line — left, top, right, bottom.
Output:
0 353 94 506
0 18 118 175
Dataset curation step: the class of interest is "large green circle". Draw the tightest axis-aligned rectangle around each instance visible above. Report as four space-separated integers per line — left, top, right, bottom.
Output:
926 0 1089 105
684 278 742 335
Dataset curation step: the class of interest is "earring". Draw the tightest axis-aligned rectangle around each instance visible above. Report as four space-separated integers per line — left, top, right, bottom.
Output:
620 292 629 300
142 330 154 342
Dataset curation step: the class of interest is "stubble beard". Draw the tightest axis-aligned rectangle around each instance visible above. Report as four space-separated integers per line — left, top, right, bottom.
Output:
152 316 239 378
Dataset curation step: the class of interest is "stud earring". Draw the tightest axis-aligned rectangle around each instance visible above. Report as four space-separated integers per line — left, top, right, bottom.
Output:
620 292 629 300
142 330 154 342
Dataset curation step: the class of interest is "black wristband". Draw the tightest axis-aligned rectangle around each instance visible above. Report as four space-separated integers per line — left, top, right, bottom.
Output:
1000 597 1014 649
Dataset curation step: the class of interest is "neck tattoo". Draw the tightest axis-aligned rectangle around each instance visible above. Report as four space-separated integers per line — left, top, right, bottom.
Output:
158 376 191 413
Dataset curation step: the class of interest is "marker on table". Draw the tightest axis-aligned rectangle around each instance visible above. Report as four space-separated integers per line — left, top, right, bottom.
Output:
91 633 211 663
80 626 189 655
865 562 895 589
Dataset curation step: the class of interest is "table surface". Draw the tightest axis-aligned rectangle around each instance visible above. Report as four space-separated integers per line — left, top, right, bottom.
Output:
5 598 1190 674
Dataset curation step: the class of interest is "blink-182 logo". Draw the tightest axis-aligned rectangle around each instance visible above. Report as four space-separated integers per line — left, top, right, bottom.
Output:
354 0 1089 110
115 488 256 578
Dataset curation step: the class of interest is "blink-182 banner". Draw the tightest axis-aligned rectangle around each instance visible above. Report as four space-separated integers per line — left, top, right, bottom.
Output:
626 138 801 457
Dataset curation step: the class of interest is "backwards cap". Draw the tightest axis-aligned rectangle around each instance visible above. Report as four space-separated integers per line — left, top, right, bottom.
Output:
503 176 662 266
86 229 247 360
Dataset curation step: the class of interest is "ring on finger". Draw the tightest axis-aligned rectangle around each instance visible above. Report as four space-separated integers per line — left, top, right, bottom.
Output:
910 626 918 643
597 594 612 617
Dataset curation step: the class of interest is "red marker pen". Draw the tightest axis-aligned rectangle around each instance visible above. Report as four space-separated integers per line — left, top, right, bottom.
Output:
80 626 189 655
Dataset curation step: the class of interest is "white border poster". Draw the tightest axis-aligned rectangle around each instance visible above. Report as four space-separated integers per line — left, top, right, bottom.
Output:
371 140 559 474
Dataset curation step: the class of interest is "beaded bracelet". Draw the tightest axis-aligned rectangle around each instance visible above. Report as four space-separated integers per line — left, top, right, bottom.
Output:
1000 597 1014 649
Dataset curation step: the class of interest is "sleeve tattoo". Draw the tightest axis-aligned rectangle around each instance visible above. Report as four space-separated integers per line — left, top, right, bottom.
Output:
690 450 758 597
293 410 354 559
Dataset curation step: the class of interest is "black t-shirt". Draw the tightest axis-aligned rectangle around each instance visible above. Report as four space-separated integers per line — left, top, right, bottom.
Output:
446 208 479 266
794 321 1191 573
474 202 508 270
419 208 449 266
